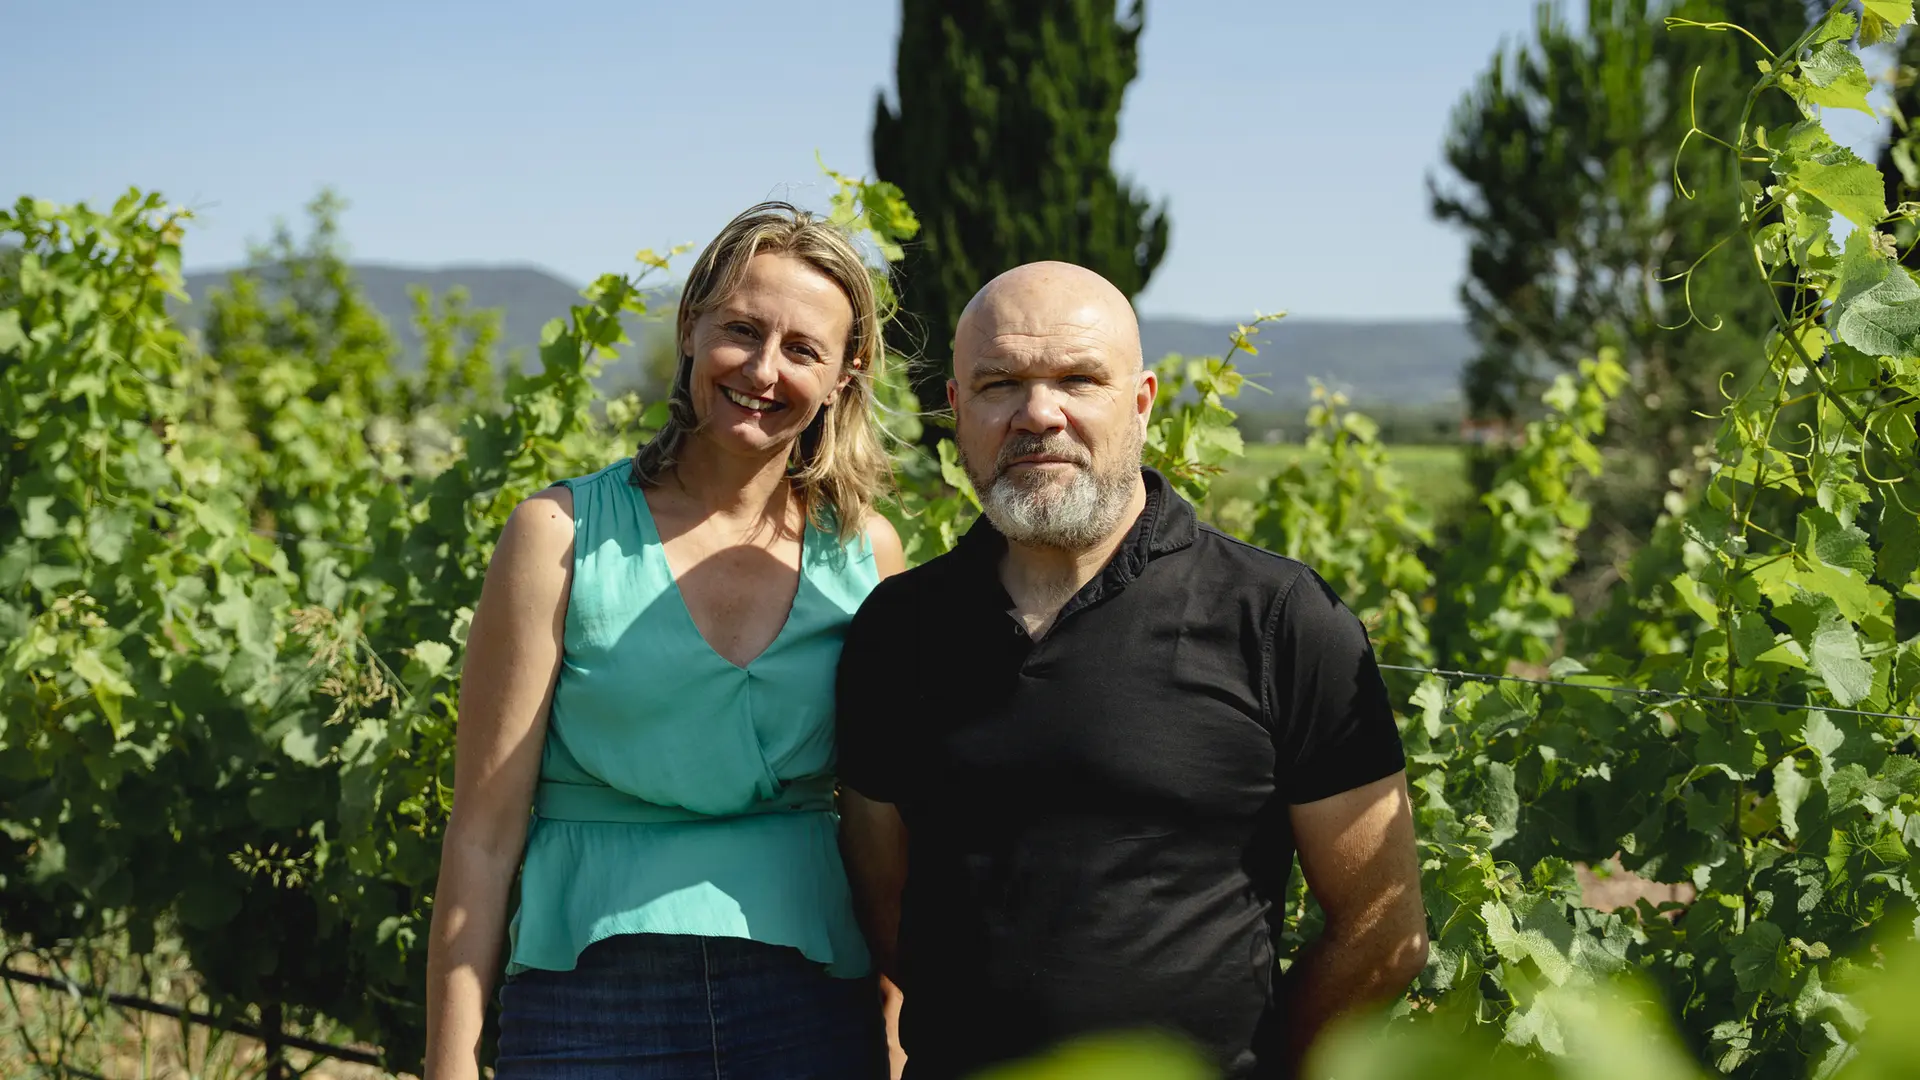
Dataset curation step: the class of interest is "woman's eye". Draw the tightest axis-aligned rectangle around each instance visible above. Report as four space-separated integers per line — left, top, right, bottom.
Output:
788 344 821 362
726 322 757 337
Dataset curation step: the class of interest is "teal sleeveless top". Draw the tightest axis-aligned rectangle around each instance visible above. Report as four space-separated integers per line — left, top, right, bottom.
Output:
505 459 877 978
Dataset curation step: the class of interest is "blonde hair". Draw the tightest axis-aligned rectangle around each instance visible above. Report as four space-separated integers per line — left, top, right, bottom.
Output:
630 201 891 542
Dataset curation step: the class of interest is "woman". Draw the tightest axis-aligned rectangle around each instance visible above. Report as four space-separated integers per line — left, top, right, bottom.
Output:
423 202 904 1080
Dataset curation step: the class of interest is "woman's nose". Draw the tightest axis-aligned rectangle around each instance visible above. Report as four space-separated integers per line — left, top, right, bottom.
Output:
740 339 780 386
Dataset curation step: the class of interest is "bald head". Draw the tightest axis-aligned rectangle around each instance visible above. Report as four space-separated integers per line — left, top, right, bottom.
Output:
953 261 1143 380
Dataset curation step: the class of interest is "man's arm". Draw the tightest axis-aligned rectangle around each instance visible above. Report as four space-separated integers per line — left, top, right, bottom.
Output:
835 568 909 976
835 572 912 1078
839 786 909 979
841 787 910 1080
1280 770 1428 1075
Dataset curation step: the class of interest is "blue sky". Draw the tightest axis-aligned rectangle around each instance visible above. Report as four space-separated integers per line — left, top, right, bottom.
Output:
2 1 1886 319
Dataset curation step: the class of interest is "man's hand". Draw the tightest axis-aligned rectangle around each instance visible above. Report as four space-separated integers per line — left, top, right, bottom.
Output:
1281 770 1428 1075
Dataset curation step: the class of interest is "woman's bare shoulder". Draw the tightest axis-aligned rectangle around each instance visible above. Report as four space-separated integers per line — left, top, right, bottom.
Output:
494 485 576 567
518 484 575 527
864 512 905 579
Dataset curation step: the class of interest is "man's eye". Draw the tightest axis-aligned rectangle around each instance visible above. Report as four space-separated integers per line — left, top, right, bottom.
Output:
979 380 1015 392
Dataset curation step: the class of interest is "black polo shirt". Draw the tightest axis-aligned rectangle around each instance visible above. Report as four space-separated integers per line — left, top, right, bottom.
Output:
836 469 1405 1079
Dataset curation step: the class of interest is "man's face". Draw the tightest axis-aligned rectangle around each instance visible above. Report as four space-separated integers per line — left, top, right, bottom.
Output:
947 300 1156 550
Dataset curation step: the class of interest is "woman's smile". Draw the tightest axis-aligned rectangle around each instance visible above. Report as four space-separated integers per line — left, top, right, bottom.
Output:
721 385 786 415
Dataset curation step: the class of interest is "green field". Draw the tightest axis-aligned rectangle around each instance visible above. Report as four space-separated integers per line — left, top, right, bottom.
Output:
1209 443 1474 523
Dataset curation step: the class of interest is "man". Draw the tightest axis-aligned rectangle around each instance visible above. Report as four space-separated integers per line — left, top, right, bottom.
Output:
836 262 1427 1079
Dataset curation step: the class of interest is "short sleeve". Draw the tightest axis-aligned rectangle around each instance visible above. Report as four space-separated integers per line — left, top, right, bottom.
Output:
834 583 908 804
1265 569 1406 804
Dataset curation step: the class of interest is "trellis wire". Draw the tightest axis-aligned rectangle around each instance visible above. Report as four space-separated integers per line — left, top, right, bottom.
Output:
1378 663 1919 725
0 964 384 1073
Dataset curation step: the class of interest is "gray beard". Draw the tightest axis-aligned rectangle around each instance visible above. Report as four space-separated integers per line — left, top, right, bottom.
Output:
962 428 1142 551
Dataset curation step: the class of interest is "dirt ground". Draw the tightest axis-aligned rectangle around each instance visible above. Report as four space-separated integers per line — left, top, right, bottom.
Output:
1575 857 1697 913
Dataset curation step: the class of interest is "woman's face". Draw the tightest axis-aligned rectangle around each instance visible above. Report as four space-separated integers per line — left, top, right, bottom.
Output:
683 252 855 461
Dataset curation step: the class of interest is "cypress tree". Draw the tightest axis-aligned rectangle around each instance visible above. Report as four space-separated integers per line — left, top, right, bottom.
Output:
873 0 1170 418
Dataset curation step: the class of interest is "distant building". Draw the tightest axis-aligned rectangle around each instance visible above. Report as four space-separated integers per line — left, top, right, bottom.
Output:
1457 417 1520 447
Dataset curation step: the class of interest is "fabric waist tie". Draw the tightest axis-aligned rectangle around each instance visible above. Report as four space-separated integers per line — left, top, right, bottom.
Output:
533 774 837 824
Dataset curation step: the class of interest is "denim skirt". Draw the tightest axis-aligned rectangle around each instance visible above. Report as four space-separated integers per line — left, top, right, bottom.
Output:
495 933 887 1080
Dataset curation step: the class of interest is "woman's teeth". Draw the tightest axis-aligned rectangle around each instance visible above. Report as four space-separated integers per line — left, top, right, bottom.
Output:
722 387 783 414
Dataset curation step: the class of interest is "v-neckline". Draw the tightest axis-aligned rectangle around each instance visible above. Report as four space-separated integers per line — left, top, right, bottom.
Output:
634 483 809 673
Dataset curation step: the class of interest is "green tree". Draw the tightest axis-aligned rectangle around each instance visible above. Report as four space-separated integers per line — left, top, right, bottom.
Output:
203 190 400 410
1431 0 1811 565
872 0 1170 419
409 284 502 415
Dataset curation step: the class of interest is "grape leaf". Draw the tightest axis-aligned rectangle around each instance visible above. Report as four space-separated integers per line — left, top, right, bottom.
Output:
1483 898 1577 987
1810 618 1876 707
1880 505 1920 586
1829 231 1920 358
405 640 454 684
1860 1 1914 46
1503 995 1567 1054
281 722 325 766
1710 1019 1757 1073
1804 710 1847 773
1412 677 1449 740
1763 558 1888 625
1791 964 1866 1029
1784 189 1836 265
1672 573 1721 623
84 508 134 564
69 647 133 697
1732 920 1787 994
1732 611 1779 666
1484 761 1519 847
1800 508 1875 578
1797 41 1876 117
1788 135 1888 230
1809 12 1858 48
1775 758 1813 841
21 495 59 539
1862 0 1914 22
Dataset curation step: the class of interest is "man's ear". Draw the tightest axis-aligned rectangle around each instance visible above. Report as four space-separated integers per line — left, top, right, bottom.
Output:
1136 369 1159 423
947 378 960 413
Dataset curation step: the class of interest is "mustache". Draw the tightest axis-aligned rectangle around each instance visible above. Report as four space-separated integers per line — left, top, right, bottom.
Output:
995 433 1092 475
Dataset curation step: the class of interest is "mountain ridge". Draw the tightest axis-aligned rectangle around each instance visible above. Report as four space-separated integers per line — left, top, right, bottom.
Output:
179 263 1473 406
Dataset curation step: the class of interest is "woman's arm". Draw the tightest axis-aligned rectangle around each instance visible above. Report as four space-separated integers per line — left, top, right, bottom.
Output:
423 487 575 1080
